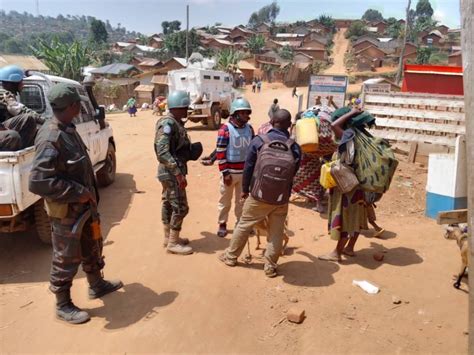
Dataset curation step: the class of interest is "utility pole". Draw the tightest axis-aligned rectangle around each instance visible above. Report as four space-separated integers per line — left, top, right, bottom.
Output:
36 0 40 16
395 0 411 85
186 4 189 66
461 1 474 352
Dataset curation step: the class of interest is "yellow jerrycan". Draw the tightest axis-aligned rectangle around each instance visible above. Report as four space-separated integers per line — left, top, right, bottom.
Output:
295 118 319 153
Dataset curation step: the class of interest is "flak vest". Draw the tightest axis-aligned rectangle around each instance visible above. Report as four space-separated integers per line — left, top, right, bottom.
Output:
225 122 252 163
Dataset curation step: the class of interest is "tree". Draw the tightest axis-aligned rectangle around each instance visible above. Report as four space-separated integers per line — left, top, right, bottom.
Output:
279 45 294 60
415 46 432 64
246 35 266 54
89 18 108 44
362 9 384 22
387 21 403 38
216 49 243 73
162 20 181 35
318 15 336 33
164 29 200 58
345 21 368 40
31 38 91 81
247 1 280 28
416 0 434 18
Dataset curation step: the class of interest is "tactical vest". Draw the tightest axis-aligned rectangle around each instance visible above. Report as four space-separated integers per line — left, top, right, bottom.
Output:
225 122 252 163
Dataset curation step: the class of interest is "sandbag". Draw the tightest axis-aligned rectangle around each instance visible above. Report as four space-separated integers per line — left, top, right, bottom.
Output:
353 130 398 193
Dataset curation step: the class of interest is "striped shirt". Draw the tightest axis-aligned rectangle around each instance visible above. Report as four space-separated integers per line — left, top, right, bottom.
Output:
216 119 254 175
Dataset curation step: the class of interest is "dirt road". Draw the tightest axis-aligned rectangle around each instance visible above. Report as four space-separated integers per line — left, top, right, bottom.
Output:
0 84 468 353
325 28 350 75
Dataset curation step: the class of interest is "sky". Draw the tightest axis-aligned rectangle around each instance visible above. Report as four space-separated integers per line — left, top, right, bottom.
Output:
1 0 461 35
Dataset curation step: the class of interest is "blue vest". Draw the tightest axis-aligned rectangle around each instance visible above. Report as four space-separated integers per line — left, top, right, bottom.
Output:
226 122 252 163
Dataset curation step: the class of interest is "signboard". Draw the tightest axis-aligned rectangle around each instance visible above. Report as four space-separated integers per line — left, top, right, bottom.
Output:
307 75 348 109
363 83 391 94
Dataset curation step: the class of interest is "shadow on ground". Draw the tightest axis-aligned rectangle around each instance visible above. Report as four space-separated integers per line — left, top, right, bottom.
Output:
0 173 136 285
279 251 339 287
84 282 178 330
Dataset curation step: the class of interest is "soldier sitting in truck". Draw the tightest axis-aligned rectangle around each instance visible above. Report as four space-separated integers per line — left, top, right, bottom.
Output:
0 65 45 151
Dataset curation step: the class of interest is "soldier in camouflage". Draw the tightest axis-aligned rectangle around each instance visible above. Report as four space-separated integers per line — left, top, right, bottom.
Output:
29 83 122 325
0 65 44 151
154 90 200 255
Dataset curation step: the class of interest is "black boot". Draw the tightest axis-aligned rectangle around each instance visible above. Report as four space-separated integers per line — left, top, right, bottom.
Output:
55 290 90 324
86 271 123 299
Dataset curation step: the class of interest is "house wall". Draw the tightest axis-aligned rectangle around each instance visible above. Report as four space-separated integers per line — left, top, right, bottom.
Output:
357 46 385 59
449 55 462 67
423 34 442 46
298 49 325 61
353 41 377 53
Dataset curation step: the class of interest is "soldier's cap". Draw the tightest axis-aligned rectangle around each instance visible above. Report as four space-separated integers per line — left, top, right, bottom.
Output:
47 83 81 110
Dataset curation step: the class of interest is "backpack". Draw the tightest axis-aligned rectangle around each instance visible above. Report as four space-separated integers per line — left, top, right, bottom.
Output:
250 135 297 205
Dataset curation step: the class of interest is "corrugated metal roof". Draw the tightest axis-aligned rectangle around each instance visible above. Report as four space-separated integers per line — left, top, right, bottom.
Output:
134 84 155 92
91 63 139 75
139 59 162 66
0 54 48 71
237 60 256 70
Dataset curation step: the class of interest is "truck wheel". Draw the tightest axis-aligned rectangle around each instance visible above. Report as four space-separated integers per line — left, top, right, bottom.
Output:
34 201 52 244
208 106 222 130
97 143 116 187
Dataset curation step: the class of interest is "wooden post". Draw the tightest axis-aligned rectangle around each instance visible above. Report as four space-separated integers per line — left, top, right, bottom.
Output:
395 0 412 85
461 0 474 351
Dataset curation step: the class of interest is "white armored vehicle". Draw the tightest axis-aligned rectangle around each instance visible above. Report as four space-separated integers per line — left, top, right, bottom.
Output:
168 68 235 129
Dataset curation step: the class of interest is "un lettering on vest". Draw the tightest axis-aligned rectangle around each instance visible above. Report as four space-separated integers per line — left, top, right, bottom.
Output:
226 124 252 162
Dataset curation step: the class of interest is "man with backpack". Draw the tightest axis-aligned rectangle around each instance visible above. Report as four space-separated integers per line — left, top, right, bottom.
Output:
219 109 301 278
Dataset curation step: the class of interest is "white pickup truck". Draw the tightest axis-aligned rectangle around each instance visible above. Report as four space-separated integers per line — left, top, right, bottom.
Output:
0 73 116 243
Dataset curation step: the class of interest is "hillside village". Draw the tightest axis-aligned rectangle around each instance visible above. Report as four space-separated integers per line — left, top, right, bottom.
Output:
0 3 462 108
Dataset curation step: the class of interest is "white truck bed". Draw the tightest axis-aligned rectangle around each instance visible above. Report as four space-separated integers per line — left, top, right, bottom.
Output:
0 147 37 218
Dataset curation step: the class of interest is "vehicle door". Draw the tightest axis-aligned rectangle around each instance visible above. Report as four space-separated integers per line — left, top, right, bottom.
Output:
76 95 102 166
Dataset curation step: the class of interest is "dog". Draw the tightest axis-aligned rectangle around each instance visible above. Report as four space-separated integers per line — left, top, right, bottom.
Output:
444 223 469 289
254 217 290 255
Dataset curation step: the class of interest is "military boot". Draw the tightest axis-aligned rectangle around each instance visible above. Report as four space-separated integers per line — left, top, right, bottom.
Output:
163 224 189 247
167 229 193 255
86 271 123 299
55 290 90 324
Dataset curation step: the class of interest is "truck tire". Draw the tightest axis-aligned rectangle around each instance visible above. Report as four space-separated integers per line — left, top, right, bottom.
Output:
208 105 222 130
34 201 52 244
97 143 116 187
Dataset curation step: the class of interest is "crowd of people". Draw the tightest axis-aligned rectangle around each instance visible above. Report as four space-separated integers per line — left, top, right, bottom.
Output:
2 64 396 325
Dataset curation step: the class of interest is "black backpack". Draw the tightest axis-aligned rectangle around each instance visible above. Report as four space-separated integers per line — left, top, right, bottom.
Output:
250 135 297 205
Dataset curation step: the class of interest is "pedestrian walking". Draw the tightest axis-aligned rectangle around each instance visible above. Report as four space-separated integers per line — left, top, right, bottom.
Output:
216 98 254 237
219 109 301 278
127 96 137 117
29 83 123 324
252 79 256 93
292 87 297 98
257 79 262 93
154 90 203 255
268 98 280 119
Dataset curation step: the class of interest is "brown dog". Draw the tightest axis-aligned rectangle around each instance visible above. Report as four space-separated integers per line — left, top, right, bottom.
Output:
444 224 469 289
254 217 290 255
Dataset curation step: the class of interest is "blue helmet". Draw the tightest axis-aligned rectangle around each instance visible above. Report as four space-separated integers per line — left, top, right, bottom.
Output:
230 97 251 115
167 91 190 109
0 65 25 83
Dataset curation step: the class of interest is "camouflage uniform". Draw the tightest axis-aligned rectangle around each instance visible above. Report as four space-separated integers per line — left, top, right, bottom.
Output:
0 88 44 150
29 117 103 294
154 113 191 231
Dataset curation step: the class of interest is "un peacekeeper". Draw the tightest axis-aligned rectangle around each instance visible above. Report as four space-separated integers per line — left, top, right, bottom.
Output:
0 65 45 151
155 90 202 255
28 83 122 324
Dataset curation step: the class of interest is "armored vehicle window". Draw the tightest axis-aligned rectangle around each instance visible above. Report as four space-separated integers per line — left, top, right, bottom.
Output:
204 75 211 80
213 76 220 80
19 84 46 114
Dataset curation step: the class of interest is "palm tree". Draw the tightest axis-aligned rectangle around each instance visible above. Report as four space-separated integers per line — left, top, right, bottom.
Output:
215 48 243 73
246 34 266 54
31 38 91 81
